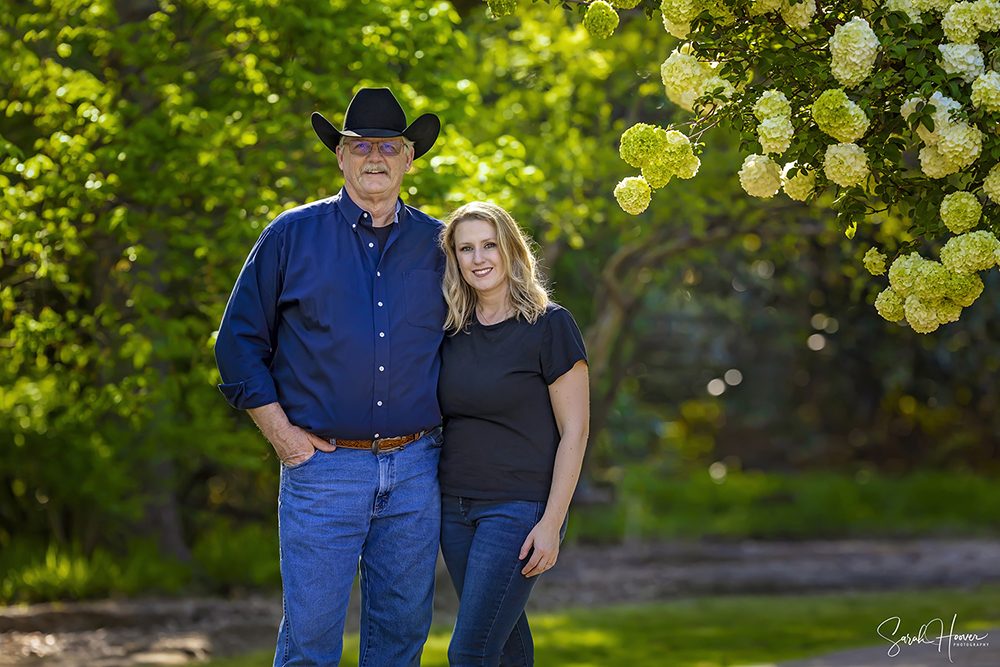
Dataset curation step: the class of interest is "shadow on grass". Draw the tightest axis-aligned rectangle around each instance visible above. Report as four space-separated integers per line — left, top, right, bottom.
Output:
206 586 1000 667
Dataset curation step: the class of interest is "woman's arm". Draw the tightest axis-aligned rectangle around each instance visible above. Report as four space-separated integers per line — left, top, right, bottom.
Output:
520 359 590 577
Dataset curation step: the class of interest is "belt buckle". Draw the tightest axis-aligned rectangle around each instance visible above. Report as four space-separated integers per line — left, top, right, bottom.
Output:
371 436 401 455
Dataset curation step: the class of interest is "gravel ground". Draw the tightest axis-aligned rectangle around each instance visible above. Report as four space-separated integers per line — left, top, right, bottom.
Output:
2 539 999 666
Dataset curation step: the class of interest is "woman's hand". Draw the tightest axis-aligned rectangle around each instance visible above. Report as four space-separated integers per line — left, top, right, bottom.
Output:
519 518 562 577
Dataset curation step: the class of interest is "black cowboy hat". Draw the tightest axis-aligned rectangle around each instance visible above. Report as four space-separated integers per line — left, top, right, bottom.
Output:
311 87 441 160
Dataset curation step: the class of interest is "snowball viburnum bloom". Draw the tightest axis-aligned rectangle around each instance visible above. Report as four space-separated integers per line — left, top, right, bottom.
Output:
972 0 1000 30
614 177 653 214
971 71 1000 112
661 50 708 112
939 43 985 82
824 143 869 187
739 154 782 198
944 271 984 306
907 92 962 145
781 162 816 201
885 0 922 23
812 89 870 142
662 16 691 38
583 0 620 39
943 3 980 43
875 287 905 322
829 17 879 88
661 0 705 26
781 0 817 29
754 90 791 121
904 295 941 333
642 161 674 189
758 116 793 154
918 144 961 179
487 0 517 18
940 191 982 234
620 124 667 169
864 247 887 275
888 253 927 296
940 230 1000 274
984 163 1000 203
937 122 982 167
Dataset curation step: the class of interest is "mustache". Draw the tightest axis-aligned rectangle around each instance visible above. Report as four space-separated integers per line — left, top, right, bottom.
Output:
361 164 388 174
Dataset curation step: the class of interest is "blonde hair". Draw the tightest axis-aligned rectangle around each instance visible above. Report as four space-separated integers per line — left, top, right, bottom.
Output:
440 202 550 333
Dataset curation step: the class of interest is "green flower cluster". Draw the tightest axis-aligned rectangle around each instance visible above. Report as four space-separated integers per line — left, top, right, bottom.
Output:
614 176 652 214
972 71 1000 112
612 0 642 7
583 0 619 39
884 253 984 332
863 247 887 275
940 191 982 234
812 89 869 143
738 154 781 198
823 143 869 187
781 162 816 201
487 0 517 18
940 230 1000 274
754 90 793 155
829 17 878 88
985 163 1000 203
619 123 667 169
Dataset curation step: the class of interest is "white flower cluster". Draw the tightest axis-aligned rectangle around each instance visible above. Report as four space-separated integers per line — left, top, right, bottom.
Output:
985 163 1000 203
824 143 869 187
942 0 1000 42
940 191 982 233
748 0 816 28
940 230 1000 274
614 177 652 215
971 70 1000 111
939 43 985 82
812 89 869 143
829 18 879 88
882 253 985 332
660 48 734 112
885 0 922 23
754 90 793 155
864 247 887 275
781 162 816 201
901 91 981 178
739 154 782 198
660 0 736 38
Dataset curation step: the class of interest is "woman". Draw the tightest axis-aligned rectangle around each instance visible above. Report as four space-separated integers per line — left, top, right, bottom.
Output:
437 201 589 667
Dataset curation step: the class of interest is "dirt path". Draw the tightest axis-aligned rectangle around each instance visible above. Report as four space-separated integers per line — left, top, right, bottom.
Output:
2 539 999 666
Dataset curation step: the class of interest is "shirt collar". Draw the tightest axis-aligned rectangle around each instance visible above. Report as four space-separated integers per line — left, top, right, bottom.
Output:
338 188 404 227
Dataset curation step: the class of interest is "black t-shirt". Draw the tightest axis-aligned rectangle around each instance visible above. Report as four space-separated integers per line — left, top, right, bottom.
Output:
438 303 587 502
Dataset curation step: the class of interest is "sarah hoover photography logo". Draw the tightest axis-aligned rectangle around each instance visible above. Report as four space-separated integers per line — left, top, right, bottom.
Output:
878 614 989 663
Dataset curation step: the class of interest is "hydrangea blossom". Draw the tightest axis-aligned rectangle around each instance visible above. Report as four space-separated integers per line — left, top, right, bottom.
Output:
661 49 707 112
875 287 905 321
913 0 957 13
944 271 984 306
643 161 674 189
942 3 980 42
972 0 1000 29
675 154 701 179
918 144 961 179
750 0 784 15
487 0 517 18
612 0 642 7
940 230 1000 274
739 154 782 198
754 90 791 121
780 0 817 29
812 89 870 143
829 18 879 88
939 43 985 82
971 71 1000 112
888 253 928 295
620 124 667 169
984 163 1000 203
864 247 887 275
662 16 691 38
902 91 960 145
583 0 620 39
781 163 816 201
940 191 982 234
614 177 652 214
824 143 869 187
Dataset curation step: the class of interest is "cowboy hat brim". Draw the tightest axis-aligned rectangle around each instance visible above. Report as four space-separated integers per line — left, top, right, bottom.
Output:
311 112 441 160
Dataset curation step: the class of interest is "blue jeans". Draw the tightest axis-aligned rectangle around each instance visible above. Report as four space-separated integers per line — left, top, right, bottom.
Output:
440 495 565 667
273 428 443 667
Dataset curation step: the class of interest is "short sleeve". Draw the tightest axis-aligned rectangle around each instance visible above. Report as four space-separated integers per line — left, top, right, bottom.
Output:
541 306 588 385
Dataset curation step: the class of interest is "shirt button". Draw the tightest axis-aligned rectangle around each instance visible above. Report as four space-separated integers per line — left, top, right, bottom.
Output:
374 433 379 438
363 212 368 218
379 366 384 371
377 271 381 277
369 242 374 248
377 401 383 407
379 332 384 337
378 301 383 307
352 224 356 229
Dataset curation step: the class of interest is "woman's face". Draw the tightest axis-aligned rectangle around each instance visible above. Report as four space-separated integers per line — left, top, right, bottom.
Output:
454 218 506 297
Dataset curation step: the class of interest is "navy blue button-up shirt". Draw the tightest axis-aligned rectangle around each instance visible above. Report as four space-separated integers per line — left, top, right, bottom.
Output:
214 189 447 441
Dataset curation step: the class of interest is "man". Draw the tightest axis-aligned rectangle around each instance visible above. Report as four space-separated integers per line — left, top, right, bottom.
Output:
215 87 447 667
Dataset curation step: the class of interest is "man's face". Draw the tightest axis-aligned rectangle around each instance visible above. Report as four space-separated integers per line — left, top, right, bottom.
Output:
336 136 414 203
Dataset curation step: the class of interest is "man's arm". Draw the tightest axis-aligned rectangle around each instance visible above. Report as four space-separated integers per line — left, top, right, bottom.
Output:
248 402 336 466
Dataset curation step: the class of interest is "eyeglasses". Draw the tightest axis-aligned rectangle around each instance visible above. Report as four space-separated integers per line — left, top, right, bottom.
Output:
345 139 405 157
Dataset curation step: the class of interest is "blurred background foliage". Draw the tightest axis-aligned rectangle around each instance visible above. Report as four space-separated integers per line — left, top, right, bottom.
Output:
1 0 998 603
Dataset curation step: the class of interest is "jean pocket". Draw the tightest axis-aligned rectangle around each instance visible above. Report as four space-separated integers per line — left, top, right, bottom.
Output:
281 448 320 470
426 427 444 448
403 270 447 331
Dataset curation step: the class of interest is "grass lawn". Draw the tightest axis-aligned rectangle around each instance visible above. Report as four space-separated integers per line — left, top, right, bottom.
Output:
204 585 1000 667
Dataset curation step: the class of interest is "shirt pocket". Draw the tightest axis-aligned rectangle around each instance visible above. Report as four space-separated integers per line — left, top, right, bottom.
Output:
403 270 447 331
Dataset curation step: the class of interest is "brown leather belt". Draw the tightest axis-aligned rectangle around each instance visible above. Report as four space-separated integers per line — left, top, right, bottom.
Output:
335 430 427 455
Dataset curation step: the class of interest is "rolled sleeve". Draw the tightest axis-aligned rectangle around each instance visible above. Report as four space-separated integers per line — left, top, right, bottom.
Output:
215 224 282 411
